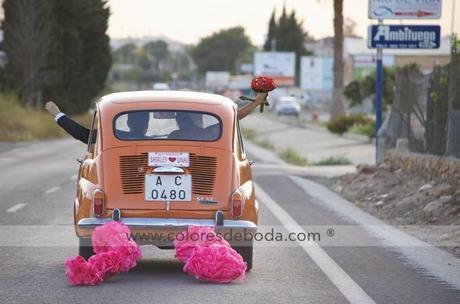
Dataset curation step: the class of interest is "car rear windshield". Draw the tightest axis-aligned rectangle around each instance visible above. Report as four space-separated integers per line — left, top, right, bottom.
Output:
113 110 222 141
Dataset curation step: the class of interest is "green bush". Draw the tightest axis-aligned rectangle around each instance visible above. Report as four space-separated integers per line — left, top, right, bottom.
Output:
349 121 376 139
326 115 350 135
327 114 374 136
347 113 373 125
255 139 275 150
278 148 308 166
314 156 352 166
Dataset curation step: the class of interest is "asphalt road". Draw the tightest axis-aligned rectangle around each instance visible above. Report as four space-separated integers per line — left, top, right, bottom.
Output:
0 138 459 304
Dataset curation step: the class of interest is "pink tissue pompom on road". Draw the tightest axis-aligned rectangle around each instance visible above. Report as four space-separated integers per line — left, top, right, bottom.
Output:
173 225 230 263
88 251 123 279
65 221 143 286
64 256 103 286
117 240 143 272
183 244 247 283
91 221 131 254
91 221 142 272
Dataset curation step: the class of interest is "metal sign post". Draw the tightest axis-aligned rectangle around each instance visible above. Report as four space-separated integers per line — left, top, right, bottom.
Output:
368 0 443 164
375 19 384 164
368 23 441 163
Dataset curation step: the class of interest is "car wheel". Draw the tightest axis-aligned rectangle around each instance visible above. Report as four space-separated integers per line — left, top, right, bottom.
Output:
79 238 94 260
234 243 253 271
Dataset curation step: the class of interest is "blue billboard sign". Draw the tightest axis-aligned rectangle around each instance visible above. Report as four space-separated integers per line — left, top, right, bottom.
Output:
368 25 440 49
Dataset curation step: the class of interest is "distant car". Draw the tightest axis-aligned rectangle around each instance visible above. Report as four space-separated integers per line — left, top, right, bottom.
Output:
296 93 311 108
152 82 170 90
74 91 258 270
275 96 301 117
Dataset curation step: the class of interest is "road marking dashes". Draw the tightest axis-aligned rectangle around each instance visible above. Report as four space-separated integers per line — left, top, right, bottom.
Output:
44 187 60 194
6 203 27 213
255 183 376 304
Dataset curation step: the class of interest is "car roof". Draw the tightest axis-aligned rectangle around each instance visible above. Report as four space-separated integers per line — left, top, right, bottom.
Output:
96 91 237 151
279 96 298 102
98 90 235 108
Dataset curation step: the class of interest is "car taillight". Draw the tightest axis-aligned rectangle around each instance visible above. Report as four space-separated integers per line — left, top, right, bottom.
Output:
232 191 243 218
93 189 105 217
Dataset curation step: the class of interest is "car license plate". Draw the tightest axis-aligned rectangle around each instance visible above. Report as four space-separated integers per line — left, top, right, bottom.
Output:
144 174 192 201
148 152 190 167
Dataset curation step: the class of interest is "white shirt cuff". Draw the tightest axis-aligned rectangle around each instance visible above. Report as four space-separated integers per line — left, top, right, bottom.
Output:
55 112 65 122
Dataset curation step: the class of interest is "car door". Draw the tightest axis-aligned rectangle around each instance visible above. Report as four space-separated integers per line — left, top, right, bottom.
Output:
235 119 252 185
76 110 99 202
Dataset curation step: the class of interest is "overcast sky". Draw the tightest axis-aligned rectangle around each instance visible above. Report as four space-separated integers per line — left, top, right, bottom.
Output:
107 0 460 45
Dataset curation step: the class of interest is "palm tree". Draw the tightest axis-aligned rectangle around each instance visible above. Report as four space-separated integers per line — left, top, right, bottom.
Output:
330 0 345 119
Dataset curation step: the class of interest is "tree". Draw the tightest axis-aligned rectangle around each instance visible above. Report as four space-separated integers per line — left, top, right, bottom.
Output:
2 0 54 107
263 10 277 51
263 6 311 82
113 43 137 64
330 0 345 119
2 0 112 114
191 27 252 74
47 0 112 114
144 40 169 70
343 67 395 108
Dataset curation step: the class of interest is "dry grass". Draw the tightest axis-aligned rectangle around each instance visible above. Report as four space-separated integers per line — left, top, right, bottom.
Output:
0 93 92 142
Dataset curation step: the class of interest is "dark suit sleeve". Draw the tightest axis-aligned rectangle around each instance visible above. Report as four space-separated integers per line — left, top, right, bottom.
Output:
56 115 92 144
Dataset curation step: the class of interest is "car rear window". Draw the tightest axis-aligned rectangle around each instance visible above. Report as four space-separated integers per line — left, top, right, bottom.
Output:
113 110 222 141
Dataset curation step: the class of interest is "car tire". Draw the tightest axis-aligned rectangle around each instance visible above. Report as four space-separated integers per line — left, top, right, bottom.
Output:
79 238 94 260
234 243 253 271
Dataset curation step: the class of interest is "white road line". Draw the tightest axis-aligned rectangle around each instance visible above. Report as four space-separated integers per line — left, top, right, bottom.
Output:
255 182 376 304
69 174 78 181
44 186 60 194
6 203 27 213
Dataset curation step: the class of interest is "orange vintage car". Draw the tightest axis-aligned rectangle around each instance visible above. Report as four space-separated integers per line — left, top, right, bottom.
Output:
75 91 258 269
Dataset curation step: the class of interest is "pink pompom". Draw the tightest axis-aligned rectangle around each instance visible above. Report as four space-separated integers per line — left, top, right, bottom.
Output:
91 221 142 272
91 221 131 254
116 240 143 272
64 256 103 286
65 221 143 286
183 244 247 283
88 251 122 279
174 225 229 263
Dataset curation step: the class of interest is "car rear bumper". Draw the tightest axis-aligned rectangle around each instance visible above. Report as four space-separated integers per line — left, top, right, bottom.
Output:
77 217 257 246
78 217 257 230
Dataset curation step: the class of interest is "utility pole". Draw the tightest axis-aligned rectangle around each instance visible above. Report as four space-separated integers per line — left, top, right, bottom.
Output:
375 19 384 164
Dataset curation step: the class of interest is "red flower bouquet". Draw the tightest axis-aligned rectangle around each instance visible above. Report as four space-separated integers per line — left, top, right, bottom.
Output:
250 76 277 93
240 77 277 112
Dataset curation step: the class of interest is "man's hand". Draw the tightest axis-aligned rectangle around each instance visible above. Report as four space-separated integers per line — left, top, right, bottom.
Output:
253 92 268 106
45 101 60 117
237 92 269 120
